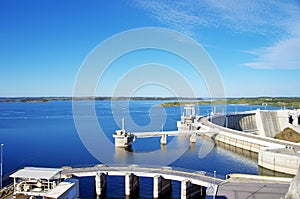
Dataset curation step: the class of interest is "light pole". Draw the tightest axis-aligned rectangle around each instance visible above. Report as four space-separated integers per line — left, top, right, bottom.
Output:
0 144 3 189
213 170 216 182
213 170 216 199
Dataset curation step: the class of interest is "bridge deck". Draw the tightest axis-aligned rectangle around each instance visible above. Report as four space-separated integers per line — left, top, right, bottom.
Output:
133 131 199 138
61 166 224 187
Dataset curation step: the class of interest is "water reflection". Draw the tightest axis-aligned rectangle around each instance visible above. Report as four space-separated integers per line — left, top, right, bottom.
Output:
215 141 295 178
258 166 294 178
216 141 258 161
189 142 196 151
114 147 134 164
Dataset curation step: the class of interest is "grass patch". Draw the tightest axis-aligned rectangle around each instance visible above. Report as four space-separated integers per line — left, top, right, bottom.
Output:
274 127 300 143
161 97 300 107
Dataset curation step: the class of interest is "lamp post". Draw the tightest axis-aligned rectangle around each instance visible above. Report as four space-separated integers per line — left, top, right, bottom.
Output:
0 144 3 189
213 170 216 199
213 170 216 182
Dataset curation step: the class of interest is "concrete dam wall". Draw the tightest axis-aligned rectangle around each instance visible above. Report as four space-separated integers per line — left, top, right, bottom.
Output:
206 109 300 175
211 113 258 133
255 110 280 138
211 109 300 138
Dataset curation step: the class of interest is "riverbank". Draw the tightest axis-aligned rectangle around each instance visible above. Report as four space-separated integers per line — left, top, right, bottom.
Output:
0 96 203 103
2 97 300 108
161 97 300 108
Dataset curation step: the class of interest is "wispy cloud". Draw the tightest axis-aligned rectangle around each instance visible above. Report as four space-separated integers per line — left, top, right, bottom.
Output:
243 27 300 69
133 0 300 69
134 1 208 37
134 0 290 35
241 1 300 69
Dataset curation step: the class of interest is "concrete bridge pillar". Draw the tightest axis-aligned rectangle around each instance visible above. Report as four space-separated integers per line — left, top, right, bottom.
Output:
181 179 204 199
190 134 197 143
160 135 167 145
95 172 106 197
125 173 139 196
153 175 172 198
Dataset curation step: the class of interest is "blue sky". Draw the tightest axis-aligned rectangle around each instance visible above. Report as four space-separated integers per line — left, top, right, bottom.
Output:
1 0 300 97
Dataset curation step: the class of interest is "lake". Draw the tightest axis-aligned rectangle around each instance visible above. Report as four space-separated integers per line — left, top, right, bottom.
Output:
0 100 279 198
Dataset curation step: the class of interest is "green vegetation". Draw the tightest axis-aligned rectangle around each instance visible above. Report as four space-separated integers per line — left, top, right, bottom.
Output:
0 96 202 103
0 97 71 103
161 97 300 108
1 97 300 108
274 127 300 143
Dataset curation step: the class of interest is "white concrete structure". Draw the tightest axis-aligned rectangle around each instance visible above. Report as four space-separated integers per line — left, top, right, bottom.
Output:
58 165 291 198
219 174 292 199
160 134 167 145
258 148 300 175
206 109 300 138
181 179 204 199
285 166 300 199
7 165 292 198
125 173 139 196
61 165 221 198
189 134 197 143
276 109 300 133
114 105 204 147
10 167 79 199
95 172 106 196
44 178 79 199
113 118 135 147
129 130 206 146
177 105 201 131
199 110 300 175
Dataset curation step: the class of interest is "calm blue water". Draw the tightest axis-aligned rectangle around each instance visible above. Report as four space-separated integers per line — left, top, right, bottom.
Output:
0 100 279 198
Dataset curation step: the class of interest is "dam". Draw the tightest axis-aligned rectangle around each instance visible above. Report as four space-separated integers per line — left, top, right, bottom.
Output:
199 108 300 175
113 105 300 175
209 109 300 138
